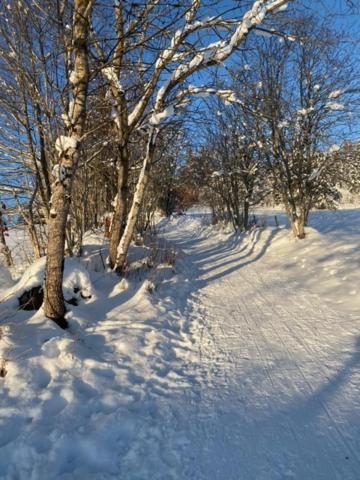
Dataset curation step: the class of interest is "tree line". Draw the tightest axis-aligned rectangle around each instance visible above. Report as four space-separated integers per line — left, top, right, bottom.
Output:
0 0 358 327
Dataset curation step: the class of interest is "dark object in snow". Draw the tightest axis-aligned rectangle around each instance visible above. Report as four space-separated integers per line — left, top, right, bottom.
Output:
64 287 91 307
52 316 69 330
19 286 44 311
174 209 184 216
0 363 7 378
73 286 91 299
18 287 69 330
66 297 78 306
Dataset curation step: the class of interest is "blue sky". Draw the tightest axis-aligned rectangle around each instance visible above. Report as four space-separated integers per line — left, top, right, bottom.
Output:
186 0 360 142
0 0 359 206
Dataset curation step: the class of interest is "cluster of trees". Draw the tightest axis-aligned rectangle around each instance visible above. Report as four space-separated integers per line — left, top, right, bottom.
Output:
0 0 358 327
0 0 294 326
186 19 359 235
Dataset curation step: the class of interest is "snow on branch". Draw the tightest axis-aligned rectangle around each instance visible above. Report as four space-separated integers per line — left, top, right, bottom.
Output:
328 90 344 99
55 136 77 156
102 67 124 93
326 102 345 111
181 86 240 105
152 0 291 111
128 0 291 130
147 87 241 126
149 105 175 126
185 0 201 24
52 164 67 182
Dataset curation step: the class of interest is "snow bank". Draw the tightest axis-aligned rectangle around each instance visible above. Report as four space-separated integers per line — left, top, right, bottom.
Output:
0 209 358 479
0 266 13 290
0 229 199 480
1 256 96 311
0 226 35 275
250 208 360 314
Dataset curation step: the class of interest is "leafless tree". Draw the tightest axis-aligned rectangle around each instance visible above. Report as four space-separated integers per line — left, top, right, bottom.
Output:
93 0 293 272
43 0 94 326
0 202 13 267
251 20 359 237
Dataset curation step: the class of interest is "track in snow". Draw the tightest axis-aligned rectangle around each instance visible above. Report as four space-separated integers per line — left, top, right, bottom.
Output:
160 212 360 480
1 211 359 480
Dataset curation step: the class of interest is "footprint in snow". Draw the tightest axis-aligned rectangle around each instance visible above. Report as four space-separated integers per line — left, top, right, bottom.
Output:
91 367 115 380
31 366 52 389
0 416 26 448
42 395 69 416
126 371 145 385
73 378 98 398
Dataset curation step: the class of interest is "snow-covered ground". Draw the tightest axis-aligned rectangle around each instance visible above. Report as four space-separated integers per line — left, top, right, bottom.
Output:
1 225 38 275
0 208 359 479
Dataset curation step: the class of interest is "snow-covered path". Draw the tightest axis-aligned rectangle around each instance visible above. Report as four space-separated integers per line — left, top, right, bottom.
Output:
1 211 359 479
160 213 360 479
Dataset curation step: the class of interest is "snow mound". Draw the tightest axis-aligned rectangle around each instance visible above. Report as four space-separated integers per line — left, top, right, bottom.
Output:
0 231 200 480
1 256 96 310
0 266 13 291
1 211 359 479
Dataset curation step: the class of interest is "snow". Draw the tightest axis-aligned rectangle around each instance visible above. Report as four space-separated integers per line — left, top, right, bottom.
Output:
297 107 315 116
149 105 175 126
218 89 238 105
69 70 77 85
55 136 77 155
0 208 359 479
255 28 273 38
0 225 37 275
102 67 124 92
278 120 289 128
329 144 340 153
329 89 343 99
272 1 288 13
52 164 67 182
0 255 95 310
0 266 13 290
326 102 345 111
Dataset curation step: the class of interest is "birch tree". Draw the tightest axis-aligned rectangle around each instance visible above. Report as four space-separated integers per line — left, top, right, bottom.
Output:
43 0 94 326
0 202 13 267
95 0 293 272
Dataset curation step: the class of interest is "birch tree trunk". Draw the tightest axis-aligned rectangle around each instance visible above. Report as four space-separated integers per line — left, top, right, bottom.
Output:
43 0 93 327
0 205 12 267
108 144 129 268
28 224 42 259
93 0 130 269
0 227 12 268
114 131 157 273
286 202 306 239
243 198 250 231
